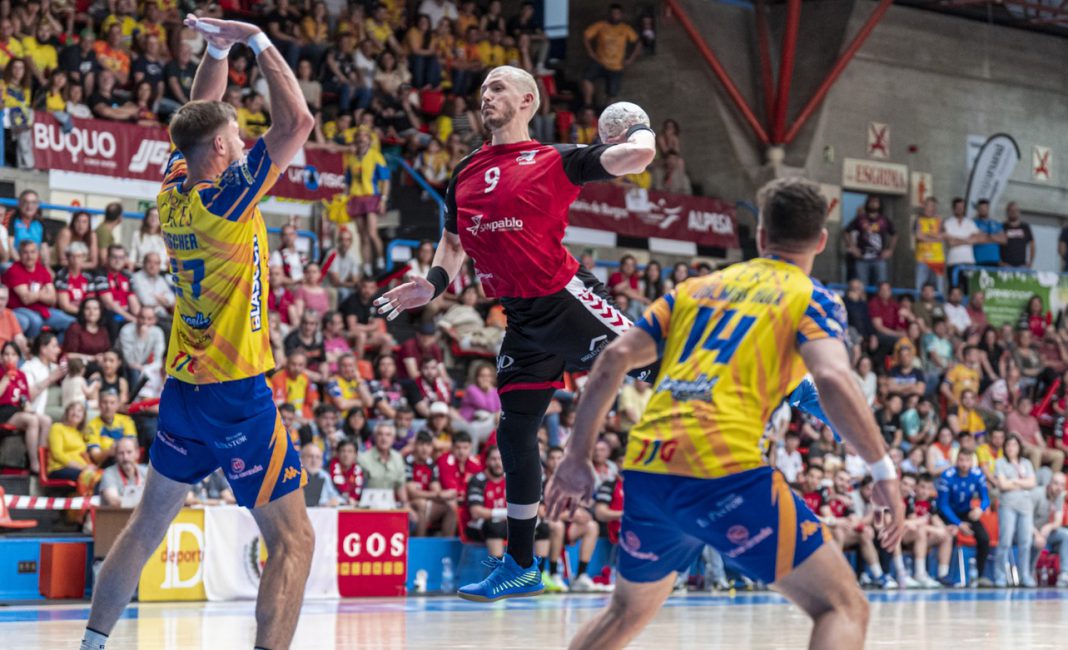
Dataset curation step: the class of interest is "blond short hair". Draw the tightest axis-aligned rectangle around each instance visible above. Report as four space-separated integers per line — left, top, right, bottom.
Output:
487 65 540 120
169 100 237 155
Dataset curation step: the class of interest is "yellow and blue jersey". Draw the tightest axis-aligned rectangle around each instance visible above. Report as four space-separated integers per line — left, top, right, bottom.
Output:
627 256 847 479
344 149 390 197
158 138 279 384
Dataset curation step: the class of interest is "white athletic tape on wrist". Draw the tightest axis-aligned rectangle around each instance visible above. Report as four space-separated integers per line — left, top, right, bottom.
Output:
248 32 273 56
206 43 230 60
869 455 896 482
196 21 221 34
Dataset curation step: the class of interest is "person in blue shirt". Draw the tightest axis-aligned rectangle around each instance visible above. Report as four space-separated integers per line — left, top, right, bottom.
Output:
937 448 992 586
5 189 46 263
972 199 1006 268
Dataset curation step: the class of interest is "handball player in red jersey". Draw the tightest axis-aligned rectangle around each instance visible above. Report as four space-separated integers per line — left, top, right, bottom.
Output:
375 65 657 601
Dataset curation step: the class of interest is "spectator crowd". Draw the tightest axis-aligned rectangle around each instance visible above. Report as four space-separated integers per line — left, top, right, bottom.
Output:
3 0 1068 596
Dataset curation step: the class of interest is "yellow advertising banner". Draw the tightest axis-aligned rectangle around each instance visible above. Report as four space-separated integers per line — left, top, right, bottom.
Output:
138 508 206 602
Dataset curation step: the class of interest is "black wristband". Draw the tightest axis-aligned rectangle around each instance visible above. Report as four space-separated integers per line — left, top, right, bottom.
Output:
427 265 450 299
625 123 655 140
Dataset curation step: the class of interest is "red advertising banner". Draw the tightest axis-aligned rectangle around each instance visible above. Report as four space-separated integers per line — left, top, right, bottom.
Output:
336 510 408 597
30 112 346 202
570 183 739 249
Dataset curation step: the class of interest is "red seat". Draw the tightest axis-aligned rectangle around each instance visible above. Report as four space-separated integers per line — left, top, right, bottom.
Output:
38 448 77 490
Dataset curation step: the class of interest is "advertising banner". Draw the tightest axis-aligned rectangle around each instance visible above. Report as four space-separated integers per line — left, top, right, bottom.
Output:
336 510 409 597
31 112 346 202
202 506 339 601
963 134 1020 218
569 183 738 249
138 508 206 601
965 267 1060 327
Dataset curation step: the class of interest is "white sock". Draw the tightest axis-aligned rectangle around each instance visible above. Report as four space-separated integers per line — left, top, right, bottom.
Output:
893 555 906 578
869 564 884 579
80 628 108 650
915 556 927 577
938 563 950 578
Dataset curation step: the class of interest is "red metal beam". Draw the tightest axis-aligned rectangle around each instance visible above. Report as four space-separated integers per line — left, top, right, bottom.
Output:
771 0 802 143
754 0 776 132
784 0 893 145
664 0 770 145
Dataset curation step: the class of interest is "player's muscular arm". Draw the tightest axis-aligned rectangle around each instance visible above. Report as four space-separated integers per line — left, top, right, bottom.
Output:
801 339 887 464
599 130 656 177
801 337 905 548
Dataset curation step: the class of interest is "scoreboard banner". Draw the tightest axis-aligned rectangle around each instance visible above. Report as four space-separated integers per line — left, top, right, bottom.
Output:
31 112 346 202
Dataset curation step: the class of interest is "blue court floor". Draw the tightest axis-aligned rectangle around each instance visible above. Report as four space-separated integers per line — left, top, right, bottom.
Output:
3 589 1067 648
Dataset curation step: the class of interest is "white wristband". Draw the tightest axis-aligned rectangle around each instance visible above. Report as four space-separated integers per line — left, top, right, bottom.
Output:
247 32 273 56
206 43 231 60
869 455 896 482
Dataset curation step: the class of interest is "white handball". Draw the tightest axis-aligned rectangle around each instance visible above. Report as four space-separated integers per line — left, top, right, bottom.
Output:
598 102 650 144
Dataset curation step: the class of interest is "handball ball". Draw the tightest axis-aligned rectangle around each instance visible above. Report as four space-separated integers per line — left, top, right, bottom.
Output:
598 102 650 144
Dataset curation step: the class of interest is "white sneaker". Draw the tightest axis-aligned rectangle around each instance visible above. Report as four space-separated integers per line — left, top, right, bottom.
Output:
917 574 941 589
552 573 569 593
879 574 898 590
901 574 921 589
570 574 596 593
1057 572 1068 588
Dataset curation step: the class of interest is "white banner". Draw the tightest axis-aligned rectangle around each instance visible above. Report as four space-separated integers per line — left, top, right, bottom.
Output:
203 506 339 601
964 134 1020 218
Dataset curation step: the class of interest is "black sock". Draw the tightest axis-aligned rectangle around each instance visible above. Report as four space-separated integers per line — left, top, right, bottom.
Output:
538 557 546 572
549 560 559 574
507 516 537 568
578 561 589 576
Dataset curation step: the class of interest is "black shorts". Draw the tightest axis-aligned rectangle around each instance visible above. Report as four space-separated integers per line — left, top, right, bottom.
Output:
497 269 656 394
0 404 20 424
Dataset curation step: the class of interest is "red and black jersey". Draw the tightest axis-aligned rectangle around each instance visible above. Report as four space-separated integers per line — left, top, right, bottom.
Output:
595 477 624 544
828 494 853 519
328 458 364 503
913 498 934 518
436 452 483 502
465 471 507 520
802 487 829 514
405 453 439 490
444 141 615 299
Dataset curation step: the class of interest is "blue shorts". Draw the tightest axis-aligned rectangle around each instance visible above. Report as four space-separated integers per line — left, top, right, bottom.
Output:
150 375 306 508
617 467 829 585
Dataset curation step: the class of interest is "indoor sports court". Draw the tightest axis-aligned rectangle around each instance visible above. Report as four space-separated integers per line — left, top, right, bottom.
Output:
4 591 1067 649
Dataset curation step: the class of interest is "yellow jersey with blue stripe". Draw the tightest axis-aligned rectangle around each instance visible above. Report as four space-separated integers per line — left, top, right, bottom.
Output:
158 138 280 384
627 257 847 479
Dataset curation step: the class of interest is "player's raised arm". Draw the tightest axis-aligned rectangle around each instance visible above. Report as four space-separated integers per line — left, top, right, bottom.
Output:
799 337 905 548
184 15 230 102
188 16 314 170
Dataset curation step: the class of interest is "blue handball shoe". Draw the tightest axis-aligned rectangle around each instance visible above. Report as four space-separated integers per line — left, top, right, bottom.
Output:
457 553 544 602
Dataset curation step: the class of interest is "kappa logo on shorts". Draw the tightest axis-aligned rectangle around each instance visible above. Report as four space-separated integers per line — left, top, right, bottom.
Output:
801 521 821 542
283 466 300 482
620 530 660 561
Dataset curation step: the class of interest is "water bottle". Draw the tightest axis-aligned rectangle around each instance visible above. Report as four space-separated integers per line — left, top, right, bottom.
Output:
703 557 713 591
968 558 978 586
440 557 455 594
